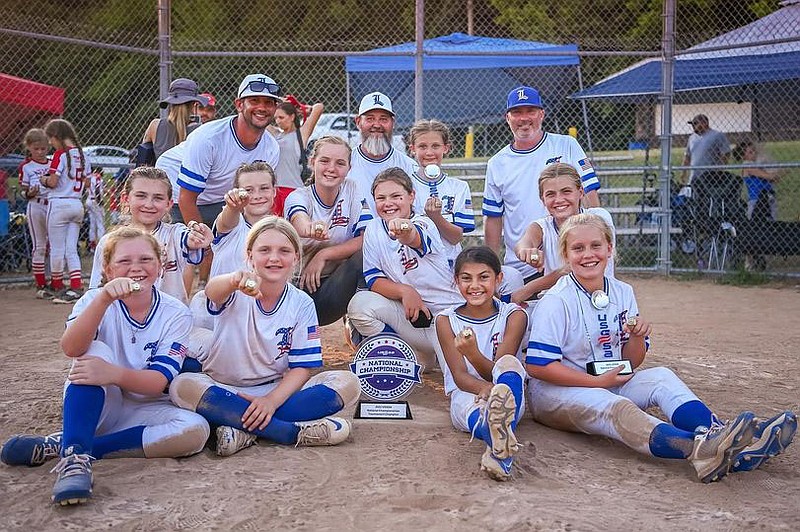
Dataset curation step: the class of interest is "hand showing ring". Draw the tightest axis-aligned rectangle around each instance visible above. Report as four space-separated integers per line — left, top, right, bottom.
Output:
462 327 474 338
400 222 410 231
244 279 257 290
130 281 141 292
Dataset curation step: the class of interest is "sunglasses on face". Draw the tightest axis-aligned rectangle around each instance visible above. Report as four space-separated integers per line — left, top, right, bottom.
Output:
242 80 282 97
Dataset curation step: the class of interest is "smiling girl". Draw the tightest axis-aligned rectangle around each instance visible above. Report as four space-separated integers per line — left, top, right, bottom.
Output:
89 167 213 305
285 136 372 325
1 227 210 505
170 216 360 456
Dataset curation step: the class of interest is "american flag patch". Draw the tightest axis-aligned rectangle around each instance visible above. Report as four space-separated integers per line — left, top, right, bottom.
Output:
307 326 320 340
579 158 593 171
168 342 188 358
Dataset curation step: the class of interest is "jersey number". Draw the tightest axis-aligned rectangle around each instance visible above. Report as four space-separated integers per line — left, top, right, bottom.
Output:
72 168 85 193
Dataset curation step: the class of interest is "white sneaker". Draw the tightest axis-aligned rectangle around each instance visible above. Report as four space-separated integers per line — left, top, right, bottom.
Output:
689 412 755 483
484 383 520 460
296 417 351 446
480 447 513 482
216 426 257 457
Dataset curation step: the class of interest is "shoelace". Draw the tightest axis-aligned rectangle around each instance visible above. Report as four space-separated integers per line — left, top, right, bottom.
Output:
296 422 331 446
32 433 62 464
50 453 94 477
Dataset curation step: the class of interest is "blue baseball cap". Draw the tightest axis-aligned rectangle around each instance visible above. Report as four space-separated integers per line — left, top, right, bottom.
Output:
506 86 544 111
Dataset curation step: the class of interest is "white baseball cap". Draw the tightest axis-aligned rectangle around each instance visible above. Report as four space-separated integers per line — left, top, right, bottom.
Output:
358 91 394 116
237 74 282 101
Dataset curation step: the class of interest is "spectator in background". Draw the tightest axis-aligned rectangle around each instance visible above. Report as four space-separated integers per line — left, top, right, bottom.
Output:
267 97 324 216
733 140 780 221
680 114 730 186
198 92 217 124
142 78 209 161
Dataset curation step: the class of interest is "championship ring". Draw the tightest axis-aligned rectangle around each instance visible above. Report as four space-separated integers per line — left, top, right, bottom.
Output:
461 327 474 338
237 189 249 199
399 222 410 231
130 281 141 292
314 222 325 234
626 316 638 327
530 252 540 263
350 333 422 420
244 279 257 290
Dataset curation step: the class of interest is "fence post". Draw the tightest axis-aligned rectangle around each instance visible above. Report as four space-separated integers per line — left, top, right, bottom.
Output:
158 0 172 120
414 0 424 122
657 0 676 275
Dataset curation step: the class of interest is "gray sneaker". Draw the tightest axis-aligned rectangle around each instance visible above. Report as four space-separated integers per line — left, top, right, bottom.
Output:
484 383 520 460
1 431 62 467
51 447 94 506
53 289 82 305
36 286 58 300
689 412 756 483
216 426 257 457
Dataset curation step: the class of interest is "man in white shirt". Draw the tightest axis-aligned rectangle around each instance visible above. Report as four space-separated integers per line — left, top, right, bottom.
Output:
347 91 417 213
482 86 601 281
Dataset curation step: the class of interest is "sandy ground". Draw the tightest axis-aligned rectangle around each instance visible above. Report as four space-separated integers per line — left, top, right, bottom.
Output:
0 276 798 531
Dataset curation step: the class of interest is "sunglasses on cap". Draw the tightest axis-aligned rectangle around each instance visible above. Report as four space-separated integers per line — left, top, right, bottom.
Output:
241 80 282 97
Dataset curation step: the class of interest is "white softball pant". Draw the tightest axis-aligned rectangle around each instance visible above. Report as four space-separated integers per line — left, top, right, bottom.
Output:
347 290 441 370
527 366 699 455
47 198 84 279
85 198 106 242
449 355 527 432
26 201 48 266
64 341 210 458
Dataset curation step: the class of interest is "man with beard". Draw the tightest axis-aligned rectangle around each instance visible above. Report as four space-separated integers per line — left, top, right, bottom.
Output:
177 73 281 227
347 92 417 213
482 86 600 284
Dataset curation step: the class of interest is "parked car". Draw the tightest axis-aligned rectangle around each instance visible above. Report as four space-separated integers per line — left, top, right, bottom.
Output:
308 113 406 154
84 145 131 174
0 153 25 178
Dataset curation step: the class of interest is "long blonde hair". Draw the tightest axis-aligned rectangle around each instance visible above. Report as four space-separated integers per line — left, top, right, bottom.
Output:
168 102 195 144
557 212 614 263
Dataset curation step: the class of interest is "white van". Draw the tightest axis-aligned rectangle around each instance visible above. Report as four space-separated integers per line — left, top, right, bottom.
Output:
308 113 406 154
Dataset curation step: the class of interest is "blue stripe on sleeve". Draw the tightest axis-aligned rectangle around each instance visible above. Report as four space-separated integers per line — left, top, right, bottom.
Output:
528 341 562 354
151 355 182 372
525 355 558 366
286 205 307 220
147 364 176 383
288 359 324 369
179 165 206 183
289 347 323 356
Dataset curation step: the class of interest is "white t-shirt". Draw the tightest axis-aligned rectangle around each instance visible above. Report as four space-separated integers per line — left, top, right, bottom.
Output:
411 170 475 266
526 274 647 373
483 133 600 278
284 179 373 276
534 207 616 277
437 300 527 395
347 146 418 213
204 284 323 387
178 116 280 205
156 142 186 203
89 222 203 304
48 147 91 199
67 287 192 398
362 215 463 315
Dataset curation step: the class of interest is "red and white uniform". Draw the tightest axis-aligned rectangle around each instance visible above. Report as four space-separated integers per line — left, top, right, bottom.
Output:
47 147 90 289
20 158 51 280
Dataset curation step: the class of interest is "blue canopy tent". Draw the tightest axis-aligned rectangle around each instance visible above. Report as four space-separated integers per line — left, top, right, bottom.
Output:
571 3 800 103
345 32 586 134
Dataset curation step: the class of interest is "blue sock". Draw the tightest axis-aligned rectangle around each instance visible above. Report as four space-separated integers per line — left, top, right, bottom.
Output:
648 422 696 459
195 385 299 445
180 357 203 374
671 400 714 432
93 426 146 459
62 384 105 456
496 371 524 430
273 385 343 422
467 409 491 446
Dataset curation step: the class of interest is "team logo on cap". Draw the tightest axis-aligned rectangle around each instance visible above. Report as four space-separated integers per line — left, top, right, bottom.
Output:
350 334 422 401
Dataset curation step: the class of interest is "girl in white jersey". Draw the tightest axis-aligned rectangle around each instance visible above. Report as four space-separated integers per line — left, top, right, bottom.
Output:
89 167 213 306
190 161 277 329
525 213 796 483
39 119 90 303
347 168 463 369
434 246 528 481
170 217 360 457
0 227 210 505
285 136 372 325
19 128 51 293
514 162 616 303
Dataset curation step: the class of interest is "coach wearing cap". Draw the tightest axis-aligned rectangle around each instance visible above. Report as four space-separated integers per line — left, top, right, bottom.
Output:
177 73 281 228
681 114 730 185
482 86 600 282
347 91 417 212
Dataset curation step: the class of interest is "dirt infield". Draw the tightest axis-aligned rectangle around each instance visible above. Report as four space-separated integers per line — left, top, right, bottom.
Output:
0 276 798 531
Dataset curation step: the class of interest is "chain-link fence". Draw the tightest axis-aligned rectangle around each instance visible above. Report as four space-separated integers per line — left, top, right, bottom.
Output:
2 0 799 278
